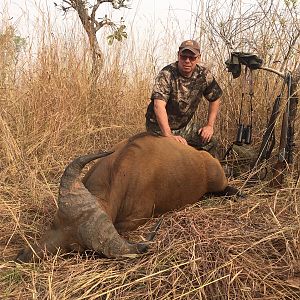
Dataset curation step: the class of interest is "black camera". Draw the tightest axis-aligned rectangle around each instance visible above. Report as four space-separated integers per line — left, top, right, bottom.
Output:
236 124 252 145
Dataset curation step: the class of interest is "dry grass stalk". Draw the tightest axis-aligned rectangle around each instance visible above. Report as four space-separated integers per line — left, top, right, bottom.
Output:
1 193 300 299
1 1 300 299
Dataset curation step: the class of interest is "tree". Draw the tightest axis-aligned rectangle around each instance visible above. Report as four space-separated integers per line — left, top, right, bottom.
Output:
0 26 26 88
55 0 129 80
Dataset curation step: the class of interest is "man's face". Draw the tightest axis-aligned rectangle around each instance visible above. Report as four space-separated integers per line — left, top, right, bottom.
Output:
177 50 200 77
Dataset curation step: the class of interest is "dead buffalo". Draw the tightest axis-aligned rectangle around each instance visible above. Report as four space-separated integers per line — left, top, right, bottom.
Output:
16 132 238 262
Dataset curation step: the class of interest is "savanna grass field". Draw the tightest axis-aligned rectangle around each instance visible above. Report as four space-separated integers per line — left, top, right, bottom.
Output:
1 1 300 299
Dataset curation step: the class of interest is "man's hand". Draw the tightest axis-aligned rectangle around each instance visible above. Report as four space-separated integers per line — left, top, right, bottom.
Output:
170 135 188 145
153 99 188 145
164 134 188 145
198 125 214 143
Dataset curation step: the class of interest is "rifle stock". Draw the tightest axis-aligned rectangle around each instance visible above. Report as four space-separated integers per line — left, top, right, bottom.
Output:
253 95 281 167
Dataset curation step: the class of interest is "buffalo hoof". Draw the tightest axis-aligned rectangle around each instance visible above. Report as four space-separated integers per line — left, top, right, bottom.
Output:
211 185 246 200
136 243 149 254
223 185 246 199
15 249 25 263
119 243 149 258
15 248 35 263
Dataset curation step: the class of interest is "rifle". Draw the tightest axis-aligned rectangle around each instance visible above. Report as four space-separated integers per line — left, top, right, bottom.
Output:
271 70 299 187
225 52 299 186
251 95 279 168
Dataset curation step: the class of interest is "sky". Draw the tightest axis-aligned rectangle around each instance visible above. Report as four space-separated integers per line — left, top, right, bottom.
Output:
0 0 203 67
0 0 202 43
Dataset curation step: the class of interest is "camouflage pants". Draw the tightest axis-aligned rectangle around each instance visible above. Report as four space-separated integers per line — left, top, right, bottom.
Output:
147 122 218 156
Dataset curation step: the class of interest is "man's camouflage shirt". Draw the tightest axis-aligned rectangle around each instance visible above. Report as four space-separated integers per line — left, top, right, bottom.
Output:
145 62 223 132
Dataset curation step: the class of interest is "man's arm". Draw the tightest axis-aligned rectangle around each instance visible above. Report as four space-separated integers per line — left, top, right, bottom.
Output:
199 98 220 143
154 99 187 145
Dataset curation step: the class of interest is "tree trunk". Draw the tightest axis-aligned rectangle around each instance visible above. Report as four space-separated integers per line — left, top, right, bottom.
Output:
73 1 103 83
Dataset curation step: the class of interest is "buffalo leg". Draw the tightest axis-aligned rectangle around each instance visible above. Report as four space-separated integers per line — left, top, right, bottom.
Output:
16 229 67 263
210 185 245 198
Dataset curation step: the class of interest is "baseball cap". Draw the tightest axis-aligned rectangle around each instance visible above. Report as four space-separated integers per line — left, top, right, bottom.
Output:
179 40 200 56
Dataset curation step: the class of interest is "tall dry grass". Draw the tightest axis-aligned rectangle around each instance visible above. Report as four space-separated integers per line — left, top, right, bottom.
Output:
1 0 300 299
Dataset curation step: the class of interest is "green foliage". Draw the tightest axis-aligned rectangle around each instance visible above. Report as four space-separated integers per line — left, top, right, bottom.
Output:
13 35 26 52
0 26 26 87
0 269 22 284
0 26 26 54
107 24 128 45
0 267 23 297
284 0 298 7
110 0 129 9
